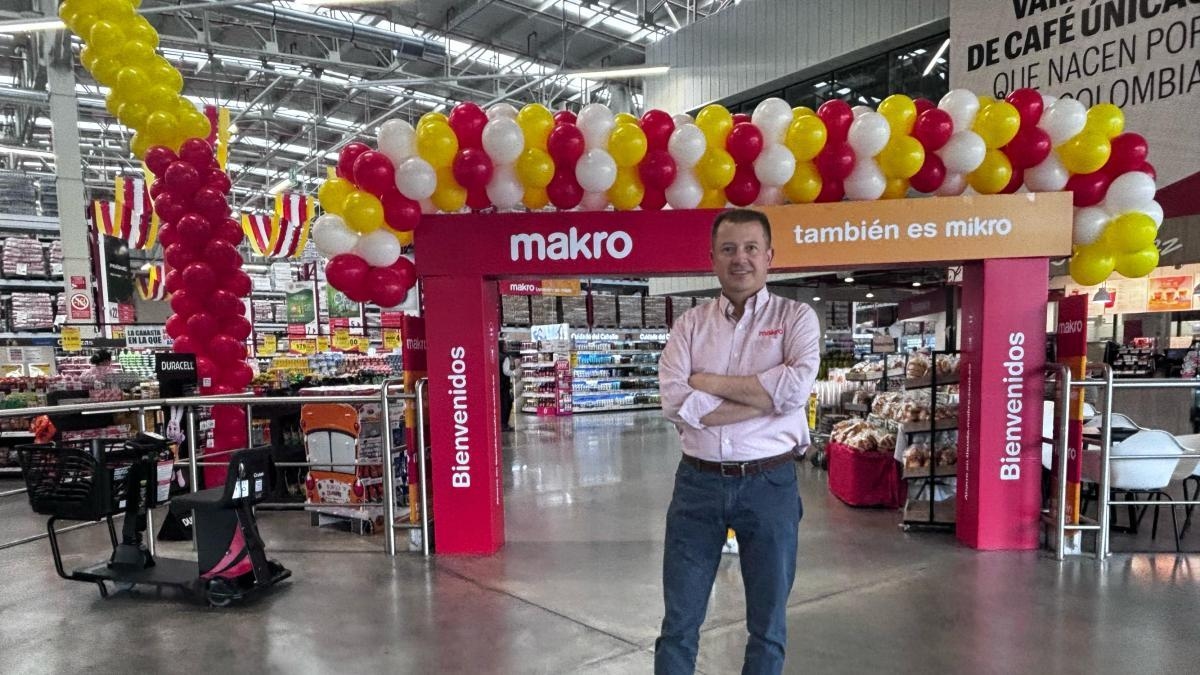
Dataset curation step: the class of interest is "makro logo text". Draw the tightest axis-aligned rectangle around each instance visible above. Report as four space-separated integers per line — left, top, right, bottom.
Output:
510 227 633 261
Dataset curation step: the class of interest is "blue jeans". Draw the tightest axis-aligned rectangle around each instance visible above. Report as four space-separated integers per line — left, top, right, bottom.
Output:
655 459 803 675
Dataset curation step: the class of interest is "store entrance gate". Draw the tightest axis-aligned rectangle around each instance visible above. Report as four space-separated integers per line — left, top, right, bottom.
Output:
415 194 1074 554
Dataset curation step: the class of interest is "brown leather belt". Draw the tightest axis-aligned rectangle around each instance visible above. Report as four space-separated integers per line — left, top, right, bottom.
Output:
681 451 795 477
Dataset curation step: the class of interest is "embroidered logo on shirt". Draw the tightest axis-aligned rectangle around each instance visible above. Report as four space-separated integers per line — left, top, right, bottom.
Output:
759 328 784 337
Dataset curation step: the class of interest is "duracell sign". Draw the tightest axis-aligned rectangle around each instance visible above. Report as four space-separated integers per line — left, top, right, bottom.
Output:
156 354 197 383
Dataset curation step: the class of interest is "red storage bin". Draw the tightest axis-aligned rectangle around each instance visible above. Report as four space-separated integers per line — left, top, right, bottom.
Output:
827 441 904 509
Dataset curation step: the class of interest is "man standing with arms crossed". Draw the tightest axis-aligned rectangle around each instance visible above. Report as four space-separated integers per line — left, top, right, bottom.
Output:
656 208 820 675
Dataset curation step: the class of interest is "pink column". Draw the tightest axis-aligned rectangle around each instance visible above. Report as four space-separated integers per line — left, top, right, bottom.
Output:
957 258 1048 550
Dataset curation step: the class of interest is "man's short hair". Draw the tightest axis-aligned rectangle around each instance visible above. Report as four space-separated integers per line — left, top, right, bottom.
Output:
711 208 772 249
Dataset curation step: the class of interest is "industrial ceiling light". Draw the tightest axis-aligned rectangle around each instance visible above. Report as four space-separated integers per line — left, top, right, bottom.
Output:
923 39 950 77
811 296 821 302
0 18 64 34
865 291 875 299
844 275 855 284
1092 286 1111 303
0 144 56 160
267 178 294 195
567 65 671 79
912 281 922 287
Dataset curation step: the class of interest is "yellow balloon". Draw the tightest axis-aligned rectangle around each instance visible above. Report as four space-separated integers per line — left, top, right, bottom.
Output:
517 104 554 149
416 120 459 169
148 58 184 95
104 91 124 117
1102 212 1157 254
1069 244 1115 286
785 115 827 161
139 85 178 113
1058 131 1111 174
878 94 917 135
117 101 149 129
699 189 727 209
144 110 179 144
180 108 212 141
697 148 736 190
695 104 733 147
118 40 156 69
792 106 816 119
124 16 159 50
608 167 644 211
418 112 448 129
79 46 99 72
783 162 822 204
129 131 150 159
515 148 554 189
608 123 648 168
88 20 126 53
523 187 550 210
883 177 910 200
318 178 355 215
974 101 1021 149
342 191 385 233
115 66 150 95
1085 103 1125 140
978 95 996 109
1114 245 1158 278
878 136 926 179
967 149 1013 194
90 57 122 87
394 231 414 247
431 168 467 212
614 112 639 127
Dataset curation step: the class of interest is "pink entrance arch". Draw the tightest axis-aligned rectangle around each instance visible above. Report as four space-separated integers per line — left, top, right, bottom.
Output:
416 194 1072 554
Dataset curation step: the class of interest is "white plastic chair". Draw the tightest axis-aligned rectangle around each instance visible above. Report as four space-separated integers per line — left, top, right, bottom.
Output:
1041 401 1103 471
1106 429 1184 550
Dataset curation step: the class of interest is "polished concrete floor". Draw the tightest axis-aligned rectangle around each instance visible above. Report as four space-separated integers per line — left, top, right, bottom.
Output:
2 411 1200 674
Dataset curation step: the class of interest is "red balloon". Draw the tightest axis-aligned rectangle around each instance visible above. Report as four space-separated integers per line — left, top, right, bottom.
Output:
181 261 216 293
547 124 586 166
163 269 182 294
999 166 1025 194
352 150 396 197
726 123 764 165
388 255 417 291
381 190 420 232
206 170 232 195
221 362 254 391
1138 161 1156 181
546 170 584 210
913 98 936 116
817 100 854 144
170 288 202 317
912 108 954 151
337 142 371 180
144 146 177 176
220 270 252 297
187 312 218 339
1004 126 1052 169
1066 171 1112 207
553 110 577 125
154 192 190 223
640 109 675 152
325 254 372 302
217 218 243 246
176 213 212 248
165 314 188 340
195 356 216 384
369 266 410 308
732 113 751 126
448 102 488 150
641 186 667 211
149 179 167 200
814 143 856 181
452 147 494 191
192 187 230 223
157 222 179 248
164 161 201 194
638 149 677 190
222 315 252 341
178 138 216 169
1005 88 1044 126
814 179 845 203
909 153 947 193
725 163 761 206
466 187 492 211
164 243 196 270
204 239 242 272
208 334 247 365
172 334 199 355
211 289 243 317
1103 133 1150 176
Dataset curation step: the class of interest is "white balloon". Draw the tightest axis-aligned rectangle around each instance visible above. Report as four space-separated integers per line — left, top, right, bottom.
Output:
1073 206 1110 246
394 158 437 200
486 103 519 121
1103 171 1157 216
353 229 403 268
485 164 523 210
939 131 987 174
1145 200 1164 227
672 113 694 127
668 124 707 168
843 160 886 201
665 172 703 209
751 97 792 144
753 144 796 187
577 103 615 149
1040 98 1087 145
847 112 891 158
1025 153 1069 192
481 118 524 165
575 149 617 193
377 119 416 165
936 172 968 196
1040 93 1058 110
756 185 784 206
579 191 610 211
419 199 436 215
851 105 874 118
311 214 359 257
938 89 981 134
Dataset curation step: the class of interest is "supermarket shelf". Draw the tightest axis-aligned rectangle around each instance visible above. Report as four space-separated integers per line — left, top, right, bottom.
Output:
0 466 22 475
846 371 905 382
572 376 659 383
904 373 960 389
843 403 871 413
254 323 291 331
0 332 59 342
521 392 558 398
521 377 558 384
0 278 63 291
573 389 660 398
571 403 663 413
0 214 59 233
900 418 958 435
252 290 287 298
573 363 658 370
902 499 956 526
903 464 959 480
575 350 662 355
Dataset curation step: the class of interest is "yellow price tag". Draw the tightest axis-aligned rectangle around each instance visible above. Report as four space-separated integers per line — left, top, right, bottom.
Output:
383 329 400 350
291 339 316 355
316 336 330 352
260 334 277 357
332 328 351 351
61 327 82 352
350 336 371 352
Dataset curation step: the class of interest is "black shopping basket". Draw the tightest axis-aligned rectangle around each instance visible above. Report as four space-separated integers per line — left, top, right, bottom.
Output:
16 439 168 522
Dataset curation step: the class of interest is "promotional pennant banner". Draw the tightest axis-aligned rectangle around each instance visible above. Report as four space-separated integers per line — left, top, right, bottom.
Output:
241 192 313 259
136 263 167 301
91 176 159 250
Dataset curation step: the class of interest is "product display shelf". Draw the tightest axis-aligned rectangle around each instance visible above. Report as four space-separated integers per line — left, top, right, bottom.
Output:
901 350 960 531
566 334 665 413
519 339 572 415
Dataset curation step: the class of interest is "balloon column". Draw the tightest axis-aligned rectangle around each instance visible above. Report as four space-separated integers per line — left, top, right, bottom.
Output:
61 0 250 483
316 94 1157 295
